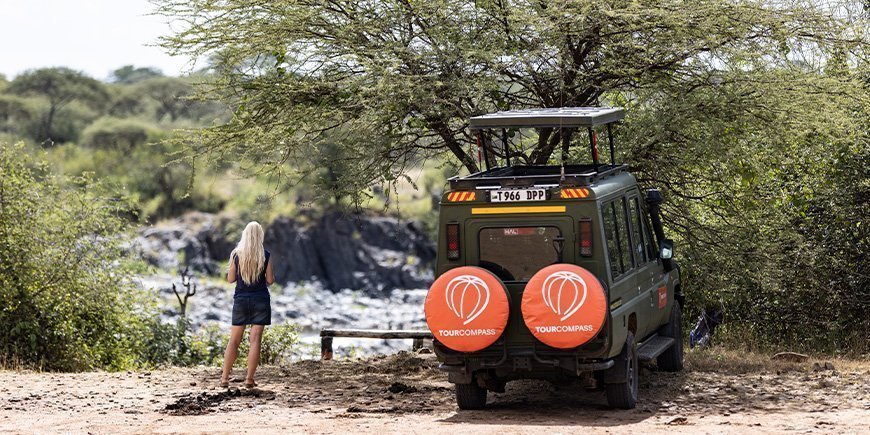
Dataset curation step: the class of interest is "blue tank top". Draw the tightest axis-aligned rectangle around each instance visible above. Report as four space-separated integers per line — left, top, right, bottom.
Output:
233 250 270 295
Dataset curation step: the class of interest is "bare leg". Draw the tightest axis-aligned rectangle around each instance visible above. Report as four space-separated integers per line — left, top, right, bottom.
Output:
220 325 245 384
246 325 265 385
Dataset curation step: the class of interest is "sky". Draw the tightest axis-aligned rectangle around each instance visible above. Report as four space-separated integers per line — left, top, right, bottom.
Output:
0 0 195 81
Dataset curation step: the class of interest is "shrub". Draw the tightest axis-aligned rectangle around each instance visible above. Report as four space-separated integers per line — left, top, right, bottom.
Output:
80 117 157 149
0 142 147 370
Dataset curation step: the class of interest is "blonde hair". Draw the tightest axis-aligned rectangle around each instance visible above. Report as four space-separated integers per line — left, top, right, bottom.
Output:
232 221 265 285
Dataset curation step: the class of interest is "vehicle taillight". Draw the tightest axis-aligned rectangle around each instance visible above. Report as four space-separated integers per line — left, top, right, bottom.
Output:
578 218 593 257
446 223 460 260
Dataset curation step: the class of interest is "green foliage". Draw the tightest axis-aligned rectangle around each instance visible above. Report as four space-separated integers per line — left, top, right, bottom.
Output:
137 318 226 367
156 0 869 353
0 66 232 223
620 67 869 354
5 67 109 144
0 143 301 370
0 142 144 370
141 320 301 367
80 117 158 149
236 323 299 365
44 141 225 222
111 65 164 84
134 76 225 124
156 0 863 200
0 94 37 136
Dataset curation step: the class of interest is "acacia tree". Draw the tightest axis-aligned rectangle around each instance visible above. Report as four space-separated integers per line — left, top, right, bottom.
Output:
5 67 108 144
110 65 163 85
135 77 195 123
157 0 870 352
157 1 859 190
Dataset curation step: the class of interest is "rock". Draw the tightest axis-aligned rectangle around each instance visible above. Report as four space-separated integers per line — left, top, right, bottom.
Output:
130 210 435 295
128 212 226 275
666 416 689 425
771 352 809 362
266 211 435 294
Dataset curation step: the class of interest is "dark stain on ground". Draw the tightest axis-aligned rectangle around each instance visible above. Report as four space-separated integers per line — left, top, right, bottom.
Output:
387 382 418 394
162 388 276 416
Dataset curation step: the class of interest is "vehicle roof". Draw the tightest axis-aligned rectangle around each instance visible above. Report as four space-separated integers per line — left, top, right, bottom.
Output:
469 107 625 129
589 171 638 199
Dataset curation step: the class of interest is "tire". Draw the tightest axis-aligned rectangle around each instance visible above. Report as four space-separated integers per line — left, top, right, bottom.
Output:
455 382 487 410
606 331 638 409
657 301 684 372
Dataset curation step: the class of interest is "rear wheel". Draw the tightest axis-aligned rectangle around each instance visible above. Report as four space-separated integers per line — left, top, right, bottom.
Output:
606 332 638 409
455 382 487 410
657 301 684 372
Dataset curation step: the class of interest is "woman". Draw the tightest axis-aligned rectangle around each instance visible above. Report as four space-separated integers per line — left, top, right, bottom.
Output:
220 221 276 388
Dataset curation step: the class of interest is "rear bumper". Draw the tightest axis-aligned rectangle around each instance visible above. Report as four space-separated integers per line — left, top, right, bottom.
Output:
433 334 614 384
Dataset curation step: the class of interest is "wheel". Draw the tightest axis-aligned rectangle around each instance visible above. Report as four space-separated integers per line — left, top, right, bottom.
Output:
605 331 638 409
657 300 684 372
455 382 487 410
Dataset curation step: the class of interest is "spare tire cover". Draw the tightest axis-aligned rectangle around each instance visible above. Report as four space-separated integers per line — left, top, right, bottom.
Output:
521 264 607 349
425 266 510 352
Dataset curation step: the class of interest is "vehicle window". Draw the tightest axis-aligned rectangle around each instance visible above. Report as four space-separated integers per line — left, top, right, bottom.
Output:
478 227 561 282
602 201 625 278
629 197 648 264
616 197 635 271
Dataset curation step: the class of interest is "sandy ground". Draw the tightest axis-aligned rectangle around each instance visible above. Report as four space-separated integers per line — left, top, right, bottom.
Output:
0 350 868 434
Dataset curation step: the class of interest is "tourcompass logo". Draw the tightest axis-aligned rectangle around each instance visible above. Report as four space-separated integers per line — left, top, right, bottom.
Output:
521 264 606 348
445 275 491 325
425 266 508 352
541 271 588 322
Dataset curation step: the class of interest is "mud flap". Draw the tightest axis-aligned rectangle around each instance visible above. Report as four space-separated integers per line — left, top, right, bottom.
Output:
445 367 473 384
603 357 627 384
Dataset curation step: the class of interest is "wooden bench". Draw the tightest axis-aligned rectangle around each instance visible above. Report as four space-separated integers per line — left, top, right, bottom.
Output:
319 329 434 360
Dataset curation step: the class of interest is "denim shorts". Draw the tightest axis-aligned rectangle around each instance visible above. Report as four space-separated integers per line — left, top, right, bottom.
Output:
232 291 271 326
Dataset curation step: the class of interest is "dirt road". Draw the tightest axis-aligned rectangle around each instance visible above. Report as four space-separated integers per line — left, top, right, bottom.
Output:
1 351 868 434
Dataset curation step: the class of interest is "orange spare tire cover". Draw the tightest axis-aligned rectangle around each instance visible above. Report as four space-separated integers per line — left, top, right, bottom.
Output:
521 264 607 349
425 266 510 353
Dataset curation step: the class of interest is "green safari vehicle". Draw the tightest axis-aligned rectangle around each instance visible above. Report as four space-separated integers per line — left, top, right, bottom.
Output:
424 107 684 410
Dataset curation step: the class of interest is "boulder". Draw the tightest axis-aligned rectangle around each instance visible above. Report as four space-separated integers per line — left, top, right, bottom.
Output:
132 211 435 294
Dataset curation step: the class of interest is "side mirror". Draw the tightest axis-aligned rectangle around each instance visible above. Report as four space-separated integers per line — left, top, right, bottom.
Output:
659 239 674 260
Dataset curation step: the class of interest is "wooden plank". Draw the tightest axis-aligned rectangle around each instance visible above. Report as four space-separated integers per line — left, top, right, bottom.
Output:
320 329 433 339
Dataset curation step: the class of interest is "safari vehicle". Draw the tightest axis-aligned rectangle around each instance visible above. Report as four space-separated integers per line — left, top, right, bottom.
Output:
423 107 684 410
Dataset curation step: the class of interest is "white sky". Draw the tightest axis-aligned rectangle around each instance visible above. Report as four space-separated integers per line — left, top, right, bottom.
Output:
0 0 194 81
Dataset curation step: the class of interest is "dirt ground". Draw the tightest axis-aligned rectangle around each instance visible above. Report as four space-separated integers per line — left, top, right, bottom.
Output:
0 350 868 434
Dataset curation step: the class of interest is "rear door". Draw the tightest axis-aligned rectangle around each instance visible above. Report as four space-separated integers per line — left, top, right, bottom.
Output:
466 217 575 345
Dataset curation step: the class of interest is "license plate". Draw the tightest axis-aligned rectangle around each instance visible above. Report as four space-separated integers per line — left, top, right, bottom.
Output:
490 188 547 202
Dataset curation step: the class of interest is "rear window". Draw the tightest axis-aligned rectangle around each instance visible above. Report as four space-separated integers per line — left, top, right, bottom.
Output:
478 226 561 281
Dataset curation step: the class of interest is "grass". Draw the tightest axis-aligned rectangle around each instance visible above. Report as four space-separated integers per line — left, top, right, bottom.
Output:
685 346 870 375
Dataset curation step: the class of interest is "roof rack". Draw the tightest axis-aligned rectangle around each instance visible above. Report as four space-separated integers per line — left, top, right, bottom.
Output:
448 164 628 190
469 107 624 129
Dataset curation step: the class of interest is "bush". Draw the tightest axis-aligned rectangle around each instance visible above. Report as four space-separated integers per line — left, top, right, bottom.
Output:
0 95 37 137
135 319 300 368
44 141 226 222
80 116 157 149
0 142 149 370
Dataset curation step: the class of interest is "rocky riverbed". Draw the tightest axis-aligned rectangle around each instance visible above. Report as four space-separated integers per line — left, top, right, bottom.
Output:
136 275 429 358
129 210 435 357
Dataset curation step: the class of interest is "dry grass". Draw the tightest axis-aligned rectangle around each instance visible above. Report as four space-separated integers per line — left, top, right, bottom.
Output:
685 346 870 375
